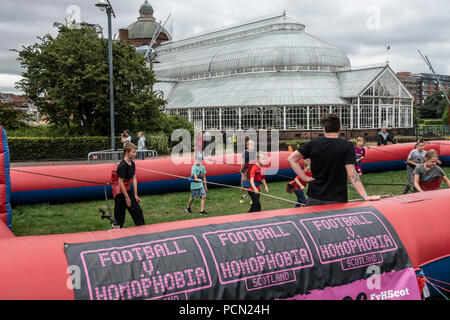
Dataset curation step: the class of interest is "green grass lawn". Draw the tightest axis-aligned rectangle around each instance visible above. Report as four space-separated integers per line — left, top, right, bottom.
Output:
11 167 450 236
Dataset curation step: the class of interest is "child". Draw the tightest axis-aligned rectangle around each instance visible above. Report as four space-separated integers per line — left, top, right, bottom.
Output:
406 139 426 188
414 149 450 192
112 142 145 229
185 153 208 215
287 159 312 207
240 139 256 204
355 137 366 177
137 132 147 160
243 152 269 213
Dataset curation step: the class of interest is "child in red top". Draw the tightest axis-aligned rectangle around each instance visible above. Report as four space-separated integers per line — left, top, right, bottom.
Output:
287 159 312 207
243 152 269 213
240 139 256 203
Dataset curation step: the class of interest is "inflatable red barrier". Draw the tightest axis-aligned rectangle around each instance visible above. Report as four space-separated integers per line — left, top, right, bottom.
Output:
0 126 12 229
362 140 450 171
0 189 448 300
10 152 296 205
1 140 450 300
10 141 450 206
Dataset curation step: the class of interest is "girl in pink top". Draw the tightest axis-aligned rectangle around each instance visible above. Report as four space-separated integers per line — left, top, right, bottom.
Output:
355 137 366 177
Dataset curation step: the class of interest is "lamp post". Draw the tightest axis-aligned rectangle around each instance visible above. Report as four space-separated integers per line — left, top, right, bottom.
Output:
95 0 116 150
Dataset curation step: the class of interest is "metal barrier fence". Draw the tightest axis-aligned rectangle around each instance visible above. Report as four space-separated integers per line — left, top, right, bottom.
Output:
278 126 450 150
87 149 158 163
414 125 450 139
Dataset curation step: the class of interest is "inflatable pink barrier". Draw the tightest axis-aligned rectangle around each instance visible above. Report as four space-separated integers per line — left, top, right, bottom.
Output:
10 152 295 205
0 127 12 228
1 139 450 300
361 140 450 172
10 141 450 206
0 189 449 300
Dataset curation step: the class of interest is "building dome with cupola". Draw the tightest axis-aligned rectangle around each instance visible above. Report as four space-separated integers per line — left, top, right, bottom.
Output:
119 0 171 48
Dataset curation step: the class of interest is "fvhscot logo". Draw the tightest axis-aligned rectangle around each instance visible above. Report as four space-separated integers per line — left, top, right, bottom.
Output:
370 288 411 300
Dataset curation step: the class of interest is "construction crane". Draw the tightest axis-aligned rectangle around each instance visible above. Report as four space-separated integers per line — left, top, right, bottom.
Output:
418 49 450 124
144 13 172 64
143 13 171 97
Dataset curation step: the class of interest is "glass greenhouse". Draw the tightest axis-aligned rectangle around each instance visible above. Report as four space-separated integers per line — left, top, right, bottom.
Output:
151 13 414 131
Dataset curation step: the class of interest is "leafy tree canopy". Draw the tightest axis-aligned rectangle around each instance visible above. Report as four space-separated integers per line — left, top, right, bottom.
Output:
0 102 31 130
14 22 171 136
420 89 450 119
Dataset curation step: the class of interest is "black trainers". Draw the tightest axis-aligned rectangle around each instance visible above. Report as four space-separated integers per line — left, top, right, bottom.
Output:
199 210 208 215
185 207 192 214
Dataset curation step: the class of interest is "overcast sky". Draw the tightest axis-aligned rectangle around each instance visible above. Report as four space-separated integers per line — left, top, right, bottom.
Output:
1 0 449 93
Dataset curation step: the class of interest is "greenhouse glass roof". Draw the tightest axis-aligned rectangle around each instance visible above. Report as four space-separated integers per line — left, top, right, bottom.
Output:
155 72 347 108
150 13 411 110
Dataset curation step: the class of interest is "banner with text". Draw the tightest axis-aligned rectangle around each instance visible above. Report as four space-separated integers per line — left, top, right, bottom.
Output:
64 206 420 300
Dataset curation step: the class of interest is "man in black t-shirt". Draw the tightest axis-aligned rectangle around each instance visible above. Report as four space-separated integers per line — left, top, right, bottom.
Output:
287 114 380 206
113 142 145 228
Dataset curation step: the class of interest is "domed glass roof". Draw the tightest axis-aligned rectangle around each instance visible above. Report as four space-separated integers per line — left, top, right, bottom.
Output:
155 15 351 79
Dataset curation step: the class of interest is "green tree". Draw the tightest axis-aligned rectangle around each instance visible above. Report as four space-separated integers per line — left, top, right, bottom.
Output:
442 104 449 125
14 22 165 136
413 102 419 126
0 102 31 130
420 89 449 119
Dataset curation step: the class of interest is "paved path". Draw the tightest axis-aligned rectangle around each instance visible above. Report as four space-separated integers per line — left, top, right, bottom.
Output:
11 160 92 167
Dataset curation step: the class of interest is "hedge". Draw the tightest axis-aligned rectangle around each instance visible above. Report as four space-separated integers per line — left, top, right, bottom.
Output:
7 136 118 161
423 119 443 126
145 132 170 155
8 133 171 161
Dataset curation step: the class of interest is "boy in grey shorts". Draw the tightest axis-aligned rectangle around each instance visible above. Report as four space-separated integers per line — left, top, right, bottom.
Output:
185 153 208 215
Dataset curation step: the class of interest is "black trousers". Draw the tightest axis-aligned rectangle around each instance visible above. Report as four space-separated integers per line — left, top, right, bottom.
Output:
306 197 340 207
248 191 261 213
114 190 145 228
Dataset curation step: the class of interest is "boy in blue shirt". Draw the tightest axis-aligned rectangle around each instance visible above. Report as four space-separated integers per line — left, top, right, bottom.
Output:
185 153 208 215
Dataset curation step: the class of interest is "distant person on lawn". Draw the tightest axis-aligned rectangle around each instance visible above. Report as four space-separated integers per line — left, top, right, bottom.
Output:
121 130 132 147
137 132 146 160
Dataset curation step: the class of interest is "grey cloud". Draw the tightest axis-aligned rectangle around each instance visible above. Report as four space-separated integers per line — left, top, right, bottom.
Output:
1 0 449 91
